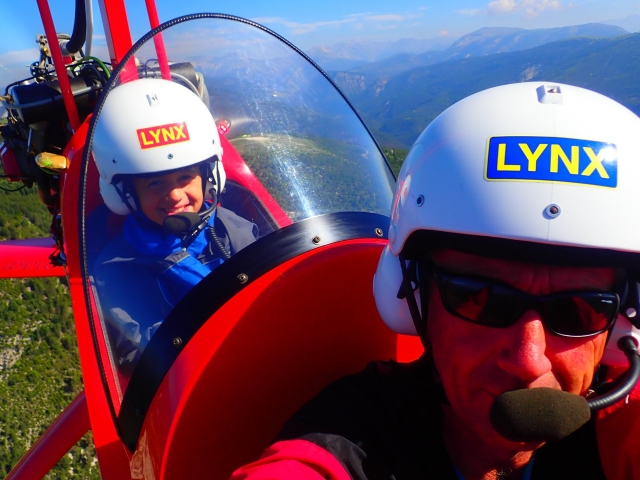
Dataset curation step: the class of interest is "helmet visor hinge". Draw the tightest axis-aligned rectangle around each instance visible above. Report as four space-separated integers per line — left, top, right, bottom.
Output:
621 280 640 329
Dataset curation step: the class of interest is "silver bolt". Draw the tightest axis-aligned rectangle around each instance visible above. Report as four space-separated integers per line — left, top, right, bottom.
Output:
626 308 637 318
544 204 561 218
375 228 383 237
238 273 249 284
312 236 321 245
172 337 183 347
168 153 174 159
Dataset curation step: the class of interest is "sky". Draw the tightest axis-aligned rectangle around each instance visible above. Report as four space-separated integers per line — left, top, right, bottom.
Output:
0 0 639 88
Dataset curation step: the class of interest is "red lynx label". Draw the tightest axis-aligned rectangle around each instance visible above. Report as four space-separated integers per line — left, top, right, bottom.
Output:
137 122 190 149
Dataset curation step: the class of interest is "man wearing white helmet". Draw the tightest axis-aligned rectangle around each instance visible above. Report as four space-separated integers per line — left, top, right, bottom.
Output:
91 78 257 370
231 83 640 479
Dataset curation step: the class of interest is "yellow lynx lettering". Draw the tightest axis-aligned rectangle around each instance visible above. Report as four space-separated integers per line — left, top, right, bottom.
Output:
149 129 161 143
140 132 154 146
174 124 187 139
496 143 521 172
162 127 175 142
581 147 609 178
519 143 548 172
550 144 579 174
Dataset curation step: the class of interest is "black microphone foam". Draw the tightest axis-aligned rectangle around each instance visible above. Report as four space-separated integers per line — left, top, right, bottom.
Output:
489 388 591 443
162 212 200 235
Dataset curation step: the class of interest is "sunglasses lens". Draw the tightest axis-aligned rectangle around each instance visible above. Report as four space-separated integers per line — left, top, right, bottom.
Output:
443 277 524 327
439 271 619 337
541 294 619 336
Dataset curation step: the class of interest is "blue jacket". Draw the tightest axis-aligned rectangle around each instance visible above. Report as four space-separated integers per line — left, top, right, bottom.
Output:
123 210 224 307
92 206 258 370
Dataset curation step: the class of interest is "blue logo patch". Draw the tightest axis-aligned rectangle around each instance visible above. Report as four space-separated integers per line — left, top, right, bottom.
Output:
485 136 617 188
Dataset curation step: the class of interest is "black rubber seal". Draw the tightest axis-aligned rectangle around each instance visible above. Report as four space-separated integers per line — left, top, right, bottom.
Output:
117 211 389 451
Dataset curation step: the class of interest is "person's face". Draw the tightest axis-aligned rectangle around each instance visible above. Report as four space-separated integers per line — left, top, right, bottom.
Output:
132 164 204 225
426 249 618 451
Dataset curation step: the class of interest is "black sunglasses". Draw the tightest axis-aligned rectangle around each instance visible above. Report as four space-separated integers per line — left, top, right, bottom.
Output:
426 264 621 338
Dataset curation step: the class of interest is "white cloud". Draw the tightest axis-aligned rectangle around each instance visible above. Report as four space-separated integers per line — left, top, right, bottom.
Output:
459 0 563 17
0 49 40 66
0 50 39 88
520 0 563 17
487 0 518 13
91 34 108 46
363 14 407 22
253 11 422 35
457 9 484 17
252 16 355 35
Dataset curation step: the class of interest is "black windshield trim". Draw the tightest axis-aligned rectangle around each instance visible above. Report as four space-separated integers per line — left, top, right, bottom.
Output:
117 211 389 450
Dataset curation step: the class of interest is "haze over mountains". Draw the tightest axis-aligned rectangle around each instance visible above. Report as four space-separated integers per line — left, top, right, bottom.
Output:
302 18 640 148
307 22 632 72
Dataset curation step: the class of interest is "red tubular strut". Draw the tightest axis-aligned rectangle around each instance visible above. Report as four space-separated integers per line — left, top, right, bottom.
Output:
36 0 82 132
145 0 172 80
5 391 91 480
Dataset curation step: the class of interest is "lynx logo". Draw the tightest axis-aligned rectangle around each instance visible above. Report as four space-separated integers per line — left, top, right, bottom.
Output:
485 136 617 188
137 122 190 150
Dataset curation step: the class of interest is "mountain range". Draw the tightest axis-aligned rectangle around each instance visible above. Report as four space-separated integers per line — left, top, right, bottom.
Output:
306 21 632 72
306 36 453 72
333 32 640 148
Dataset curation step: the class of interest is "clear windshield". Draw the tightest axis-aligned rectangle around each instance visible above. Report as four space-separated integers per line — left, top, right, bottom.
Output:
82 15 394 407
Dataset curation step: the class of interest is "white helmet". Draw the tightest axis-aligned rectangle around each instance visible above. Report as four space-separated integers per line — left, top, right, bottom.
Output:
92 78 225 215
373 82 640 336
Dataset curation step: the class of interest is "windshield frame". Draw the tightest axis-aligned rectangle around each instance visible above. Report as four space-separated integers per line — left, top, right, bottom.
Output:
79 13 395 445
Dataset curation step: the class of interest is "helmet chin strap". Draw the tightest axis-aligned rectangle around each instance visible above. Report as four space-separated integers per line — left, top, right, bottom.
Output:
162 187 217 249
162 161 222 249
398 253 428 344
113 180 139 215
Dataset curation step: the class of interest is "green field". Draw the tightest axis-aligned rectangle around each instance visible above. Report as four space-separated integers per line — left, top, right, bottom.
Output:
0 179 100 478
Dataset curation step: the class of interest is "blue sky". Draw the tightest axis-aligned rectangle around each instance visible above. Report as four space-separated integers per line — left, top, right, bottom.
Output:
1 0 639 87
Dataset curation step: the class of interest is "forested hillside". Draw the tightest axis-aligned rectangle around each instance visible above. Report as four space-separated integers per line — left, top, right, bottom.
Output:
0 178 100 478
337 32 640 147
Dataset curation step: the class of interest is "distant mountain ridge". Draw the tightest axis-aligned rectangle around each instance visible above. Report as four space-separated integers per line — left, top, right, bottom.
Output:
601 14 640 33
307 23 628 73
331 23 629 83
445 23 627 58
306 37 453 72
337 33 640 148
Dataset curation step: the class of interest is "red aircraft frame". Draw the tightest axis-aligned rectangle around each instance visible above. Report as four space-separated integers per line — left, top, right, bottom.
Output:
1 1 423 478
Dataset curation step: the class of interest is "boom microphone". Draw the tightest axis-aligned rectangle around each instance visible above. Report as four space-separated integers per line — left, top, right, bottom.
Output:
163 212 200 235
490 337 640 443
489 388 591 443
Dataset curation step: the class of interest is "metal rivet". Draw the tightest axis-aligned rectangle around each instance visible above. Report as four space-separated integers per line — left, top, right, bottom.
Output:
312 236 321 244
416 195 425 207
112 159 117 163
626 308 637 318
212 139 216 144
375 228 383 237
238 273 249 284
544 204 561 218
172 337 182 347
135 408 142 416
167 153 174 159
